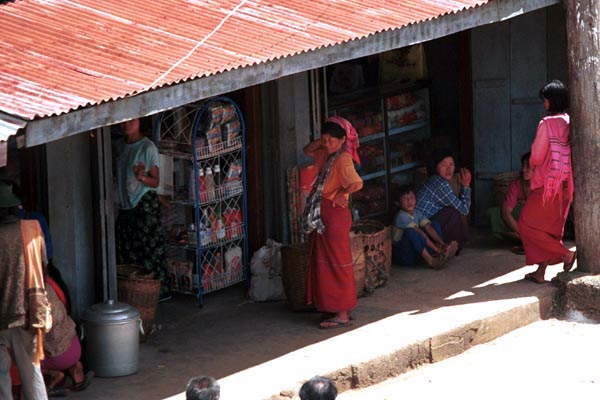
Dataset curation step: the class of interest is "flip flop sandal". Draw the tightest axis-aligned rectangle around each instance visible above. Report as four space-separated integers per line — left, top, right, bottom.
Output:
524 272 545 284
510 245 526 255
70 371 94 392
47 386 69 397
318 319 353 330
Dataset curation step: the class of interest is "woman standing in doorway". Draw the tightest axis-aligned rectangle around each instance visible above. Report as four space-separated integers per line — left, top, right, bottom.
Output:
302 117 363 329
519 80 576 284
115 118 170 300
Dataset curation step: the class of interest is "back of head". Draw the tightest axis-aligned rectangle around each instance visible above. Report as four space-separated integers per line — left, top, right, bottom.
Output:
299 376 338 400
0 180 22 210
186 376 220 400
539 79 569 113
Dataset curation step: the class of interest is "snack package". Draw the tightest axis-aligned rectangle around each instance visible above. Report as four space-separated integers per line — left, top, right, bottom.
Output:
176 260 194 292
205 124 221 153
206 105 224 125
222 120 240 147
221 104 237 123
225 246 243 281
167 259 180 292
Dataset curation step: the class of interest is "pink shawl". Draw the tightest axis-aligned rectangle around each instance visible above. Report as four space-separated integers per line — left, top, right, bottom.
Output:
325 116 361 166
530 114 573 212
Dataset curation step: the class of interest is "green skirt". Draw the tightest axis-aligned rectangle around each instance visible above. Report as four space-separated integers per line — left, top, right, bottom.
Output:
116 191 169 296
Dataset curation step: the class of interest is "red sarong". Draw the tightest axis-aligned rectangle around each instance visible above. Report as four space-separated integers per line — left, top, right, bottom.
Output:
518 187 571 265
305 199 356 313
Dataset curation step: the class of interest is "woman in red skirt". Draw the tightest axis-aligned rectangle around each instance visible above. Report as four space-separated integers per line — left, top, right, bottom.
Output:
302 117 363 329
519 80 577 283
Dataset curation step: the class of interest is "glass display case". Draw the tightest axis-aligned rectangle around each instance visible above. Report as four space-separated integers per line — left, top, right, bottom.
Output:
328 84 431 218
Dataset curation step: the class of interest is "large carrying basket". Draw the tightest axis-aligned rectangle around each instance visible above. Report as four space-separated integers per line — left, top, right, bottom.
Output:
281 241 366 311
117 264 160 337
281 243 312 312
492 171 520 206
350 220 391 293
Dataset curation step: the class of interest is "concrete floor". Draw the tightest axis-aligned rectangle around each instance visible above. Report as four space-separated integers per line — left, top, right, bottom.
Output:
66 233 574 400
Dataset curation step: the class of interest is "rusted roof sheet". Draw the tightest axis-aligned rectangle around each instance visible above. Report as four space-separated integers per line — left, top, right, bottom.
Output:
0 0 489 122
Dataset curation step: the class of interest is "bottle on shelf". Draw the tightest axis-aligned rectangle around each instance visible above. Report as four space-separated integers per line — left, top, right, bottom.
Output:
198 167 207 203
204 166 215 201
214 207 226 242
200 208 212 247
213 164 224 199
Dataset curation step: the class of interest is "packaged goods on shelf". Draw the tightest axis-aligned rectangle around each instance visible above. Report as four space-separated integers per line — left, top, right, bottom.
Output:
167 260 179 292
223 207 243 239
206 104 224 125
387 99 426 129
205 124 222 153
223 120 240 146
225 246 243 282
168 259 194 293
221 104 237 123
385 92 418 110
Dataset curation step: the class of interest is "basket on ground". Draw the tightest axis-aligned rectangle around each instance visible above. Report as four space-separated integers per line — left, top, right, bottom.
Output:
350 220 391 293
117 264 160 337
281 241 366 311
492 171 520 206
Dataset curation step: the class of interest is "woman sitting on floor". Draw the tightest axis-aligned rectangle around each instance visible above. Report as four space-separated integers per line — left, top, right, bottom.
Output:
415 148 472 253
488 152 532 254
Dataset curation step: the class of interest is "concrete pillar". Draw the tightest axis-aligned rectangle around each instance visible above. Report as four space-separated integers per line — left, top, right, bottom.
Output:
46 133 96 320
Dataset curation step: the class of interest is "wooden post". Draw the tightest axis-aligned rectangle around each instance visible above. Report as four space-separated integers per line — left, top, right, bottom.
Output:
565 0 600 273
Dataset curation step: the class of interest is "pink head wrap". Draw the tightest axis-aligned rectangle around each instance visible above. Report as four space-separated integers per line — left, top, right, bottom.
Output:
325 116 361 165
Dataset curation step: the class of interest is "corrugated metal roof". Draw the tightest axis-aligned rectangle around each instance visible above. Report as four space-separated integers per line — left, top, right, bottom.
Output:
0 0 489 122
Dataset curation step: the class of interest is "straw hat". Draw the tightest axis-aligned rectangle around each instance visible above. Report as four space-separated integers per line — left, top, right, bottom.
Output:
0 181 21 208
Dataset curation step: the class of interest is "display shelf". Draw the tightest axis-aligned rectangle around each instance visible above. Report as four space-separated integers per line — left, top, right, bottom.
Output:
359 131 385 144
390 161 422 175
329 84 431 218
154 97 248 305
359 170 387 181
388 120 428 137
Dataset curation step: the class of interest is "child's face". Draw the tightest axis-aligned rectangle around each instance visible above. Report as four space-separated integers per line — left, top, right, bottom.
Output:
400 192 416 212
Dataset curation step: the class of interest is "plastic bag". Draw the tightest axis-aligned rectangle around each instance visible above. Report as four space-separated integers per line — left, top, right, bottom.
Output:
249 239 286 301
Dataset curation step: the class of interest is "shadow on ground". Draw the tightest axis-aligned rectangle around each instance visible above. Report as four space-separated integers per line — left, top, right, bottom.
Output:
69 231 566 400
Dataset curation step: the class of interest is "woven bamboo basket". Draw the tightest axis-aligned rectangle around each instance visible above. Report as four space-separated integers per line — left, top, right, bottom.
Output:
492 171 520 206
281 243 312 311
117 264 160 337
281 240 366 311
350 220 391 292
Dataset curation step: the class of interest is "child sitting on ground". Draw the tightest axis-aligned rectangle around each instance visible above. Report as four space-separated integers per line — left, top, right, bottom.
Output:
392 185 457 269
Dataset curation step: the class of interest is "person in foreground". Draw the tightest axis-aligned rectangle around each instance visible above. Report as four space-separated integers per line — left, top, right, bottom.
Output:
392 185 457 269
302 117 363 330
0 181 50 400
415 148 471 252
299 376 338 400
519 80 576 284
488 152 532 254
186 375 220 400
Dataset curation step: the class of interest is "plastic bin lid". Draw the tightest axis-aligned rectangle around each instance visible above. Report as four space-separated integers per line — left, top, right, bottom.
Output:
82 299 140 323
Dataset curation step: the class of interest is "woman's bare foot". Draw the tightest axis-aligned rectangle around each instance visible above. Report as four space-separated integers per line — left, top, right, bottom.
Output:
67 361 85 385
45 370 64 388
319 311 351 329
